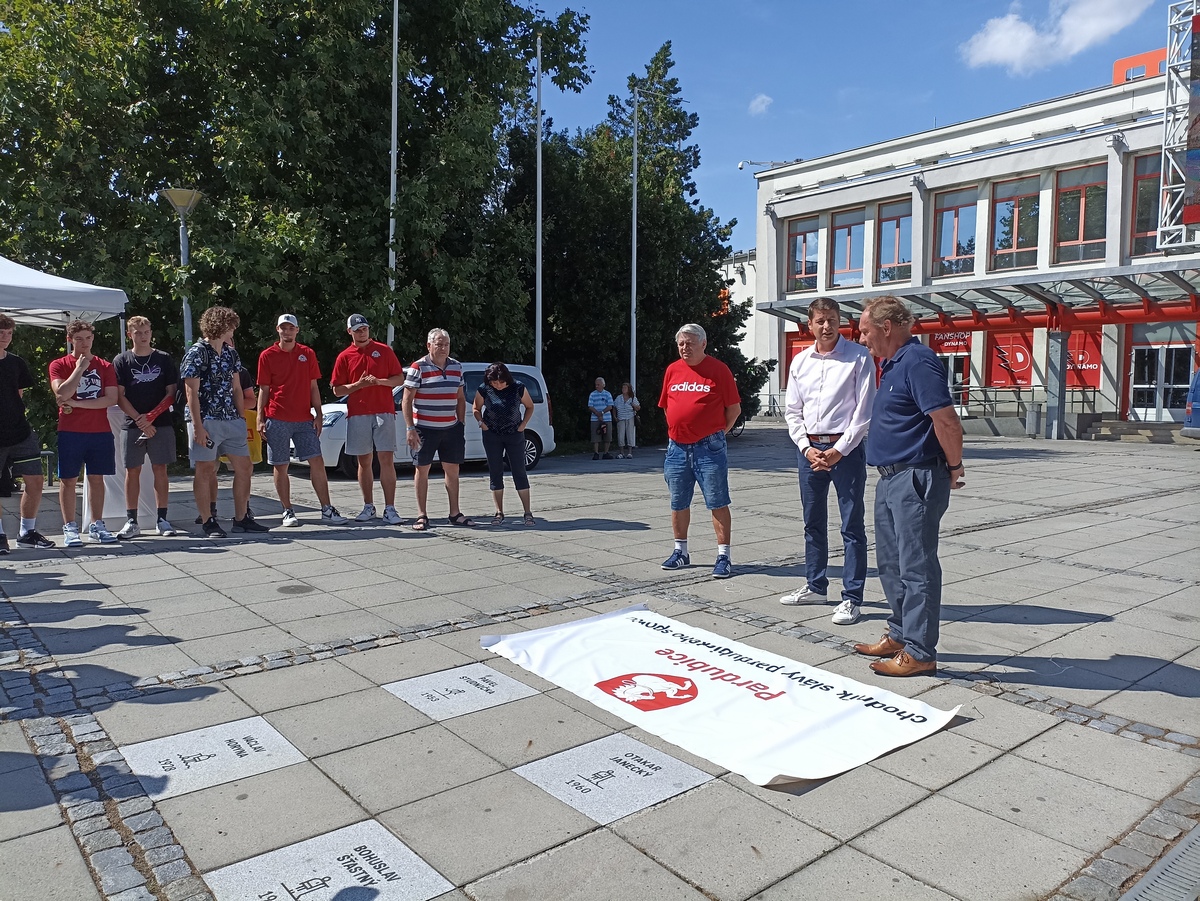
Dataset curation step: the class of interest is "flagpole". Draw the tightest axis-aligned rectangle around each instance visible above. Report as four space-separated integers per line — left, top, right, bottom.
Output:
535 34 543 371
386 0 399 347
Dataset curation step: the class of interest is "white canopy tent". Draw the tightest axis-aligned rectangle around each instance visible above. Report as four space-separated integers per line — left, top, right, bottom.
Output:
0 254 127 327
0 254 149 523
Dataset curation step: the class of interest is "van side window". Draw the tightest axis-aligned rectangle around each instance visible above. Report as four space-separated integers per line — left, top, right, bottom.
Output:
464 372 484 399
513 373 544 403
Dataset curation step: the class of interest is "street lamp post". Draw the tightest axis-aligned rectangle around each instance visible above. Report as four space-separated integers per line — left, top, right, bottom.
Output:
387 0 399 347
159 188 204 347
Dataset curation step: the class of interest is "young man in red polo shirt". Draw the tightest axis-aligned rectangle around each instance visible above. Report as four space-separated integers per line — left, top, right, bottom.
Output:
330 314 405 524
658 323 741 578
257 314 348 528
49 320 119 546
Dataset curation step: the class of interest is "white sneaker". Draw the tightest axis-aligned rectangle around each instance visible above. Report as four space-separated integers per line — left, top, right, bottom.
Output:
832 600 861 625
321 505 348 525
779 585 828 605
382 506 403 525
156 519 177 537
355 504 376 522
281 509 301 528
62 523 83 548
88 521 118 544
116 519 141 540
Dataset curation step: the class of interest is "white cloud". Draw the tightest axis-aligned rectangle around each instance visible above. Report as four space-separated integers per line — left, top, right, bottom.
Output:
960 0 1155 76
748 93 773 116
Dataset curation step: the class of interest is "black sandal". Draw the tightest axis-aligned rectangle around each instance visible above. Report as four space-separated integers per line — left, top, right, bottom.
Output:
448 512 476 527
491 511 505 526
412 514 431 532
523 512 536 526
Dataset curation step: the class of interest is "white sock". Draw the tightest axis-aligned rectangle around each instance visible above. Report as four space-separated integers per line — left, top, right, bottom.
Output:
718 544 731 559
674 539 688 554
21 518 35 533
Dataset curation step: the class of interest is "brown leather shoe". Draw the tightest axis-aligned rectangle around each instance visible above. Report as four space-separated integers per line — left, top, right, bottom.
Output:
870 650 937 678
854 633 904 657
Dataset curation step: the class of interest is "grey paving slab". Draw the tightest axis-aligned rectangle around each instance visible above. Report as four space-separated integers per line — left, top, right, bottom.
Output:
96 683 257 746
1014 721 1200 800
281 609 399 644
1094 645 1200 731
265 687 431 757
244 591 357 623
203 819 453 901
368 597 483 627
942 754 1155 853
316 724 504 814
159 761 366 871
869 729 1004 791
337 637 477 683
0 824 102 901
612 779 836 901
47 644 206 689
440 693 612 769
0 763 61 840
140 606 274 641
228 659 376 712
171 624 299 666
379 770 596 885
464 828 709 900
914 683 1059 751
727 763 930 843
750 846 958 901
851 794 1081 901
0 722 32 772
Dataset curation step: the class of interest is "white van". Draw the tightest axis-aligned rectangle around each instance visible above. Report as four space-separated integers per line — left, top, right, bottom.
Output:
302 362 555 476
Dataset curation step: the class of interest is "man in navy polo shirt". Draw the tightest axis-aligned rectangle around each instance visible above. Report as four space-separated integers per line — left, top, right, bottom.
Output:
854 296 964 678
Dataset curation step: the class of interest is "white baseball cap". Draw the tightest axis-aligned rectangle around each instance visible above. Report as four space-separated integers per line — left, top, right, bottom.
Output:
277 314 299 327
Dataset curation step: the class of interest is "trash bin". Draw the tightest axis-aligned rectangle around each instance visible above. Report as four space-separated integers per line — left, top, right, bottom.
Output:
1025 403 1042 437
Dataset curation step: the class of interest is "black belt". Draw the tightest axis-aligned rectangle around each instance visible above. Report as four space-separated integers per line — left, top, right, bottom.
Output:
876 457 942 478
807 433 843 444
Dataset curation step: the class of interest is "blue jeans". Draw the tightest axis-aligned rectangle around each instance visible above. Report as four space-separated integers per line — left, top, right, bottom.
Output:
873 461 951 662
798 442 867 602
664 431 730 511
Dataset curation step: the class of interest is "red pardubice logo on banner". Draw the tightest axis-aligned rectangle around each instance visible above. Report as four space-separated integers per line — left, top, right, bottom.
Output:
595 673 697 711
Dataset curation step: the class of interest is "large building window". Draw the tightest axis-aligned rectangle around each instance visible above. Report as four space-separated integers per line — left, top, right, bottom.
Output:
830 209 865 288
877 200 912 283
932 189 977 276
1054 164 1107 263
1131 153 1161 256
992 175 1040 270
787 216 819 292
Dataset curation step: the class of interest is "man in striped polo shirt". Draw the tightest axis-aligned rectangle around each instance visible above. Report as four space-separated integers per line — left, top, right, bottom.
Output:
402 328 474 530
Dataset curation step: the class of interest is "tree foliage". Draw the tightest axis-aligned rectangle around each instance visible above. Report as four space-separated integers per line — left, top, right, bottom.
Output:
0 8 770 449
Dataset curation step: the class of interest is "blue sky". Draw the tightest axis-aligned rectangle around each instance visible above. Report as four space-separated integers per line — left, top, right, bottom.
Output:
540 0 1167 251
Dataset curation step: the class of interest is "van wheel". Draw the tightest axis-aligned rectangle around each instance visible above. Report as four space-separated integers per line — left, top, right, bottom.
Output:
523 433 543 470
339 449 380 479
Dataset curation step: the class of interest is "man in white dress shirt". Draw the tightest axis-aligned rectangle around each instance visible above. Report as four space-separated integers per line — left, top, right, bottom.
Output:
781 297 876 625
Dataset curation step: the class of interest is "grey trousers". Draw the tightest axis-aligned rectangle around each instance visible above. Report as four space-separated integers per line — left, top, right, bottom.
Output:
873 462 951 662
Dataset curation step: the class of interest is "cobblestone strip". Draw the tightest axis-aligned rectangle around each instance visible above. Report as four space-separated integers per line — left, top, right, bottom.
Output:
1048 775 1200 901
19 713 212 901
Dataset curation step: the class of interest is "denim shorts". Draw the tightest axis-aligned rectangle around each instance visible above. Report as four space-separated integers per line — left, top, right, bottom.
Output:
263 418 321 465
664 430 731 512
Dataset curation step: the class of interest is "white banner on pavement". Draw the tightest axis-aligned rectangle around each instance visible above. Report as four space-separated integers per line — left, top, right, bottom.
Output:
482 605 959 785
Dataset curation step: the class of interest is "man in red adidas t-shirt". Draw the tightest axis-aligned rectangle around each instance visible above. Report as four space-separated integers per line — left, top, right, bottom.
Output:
48 320 119 546
657 323 741 579
330 314 405 524
257 314 348 528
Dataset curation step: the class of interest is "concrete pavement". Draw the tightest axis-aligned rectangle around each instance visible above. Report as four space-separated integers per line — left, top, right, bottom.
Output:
1 423 1199 901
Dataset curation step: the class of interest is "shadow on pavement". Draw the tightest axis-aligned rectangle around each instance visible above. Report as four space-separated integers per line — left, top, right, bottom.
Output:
949 653 1200 696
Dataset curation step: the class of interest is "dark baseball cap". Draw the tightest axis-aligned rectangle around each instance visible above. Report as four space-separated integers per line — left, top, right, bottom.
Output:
347 314 369 330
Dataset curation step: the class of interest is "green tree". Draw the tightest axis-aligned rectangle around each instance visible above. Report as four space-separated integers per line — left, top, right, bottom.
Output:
505 42 771 441
0 0 588 444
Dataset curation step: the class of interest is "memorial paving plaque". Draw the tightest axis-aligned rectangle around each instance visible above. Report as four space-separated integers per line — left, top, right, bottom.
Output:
382 662 538 721
120 715 305 800
514 733 713 824
205 819 453 901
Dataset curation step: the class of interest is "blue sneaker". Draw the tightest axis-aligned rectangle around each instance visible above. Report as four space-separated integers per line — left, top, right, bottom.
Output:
661 549 690 570
712 554 733 579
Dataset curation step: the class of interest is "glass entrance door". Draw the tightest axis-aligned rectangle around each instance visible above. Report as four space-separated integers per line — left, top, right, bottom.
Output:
938 354 969 414
1131 345 1194 422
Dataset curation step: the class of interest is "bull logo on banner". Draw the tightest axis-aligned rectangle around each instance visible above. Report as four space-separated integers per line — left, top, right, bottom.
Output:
595 673 696 711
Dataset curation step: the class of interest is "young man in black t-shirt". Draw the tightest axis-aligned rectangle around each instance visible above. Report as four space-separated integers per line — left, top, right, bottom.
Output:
0 314 54 552
112 316 179 538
